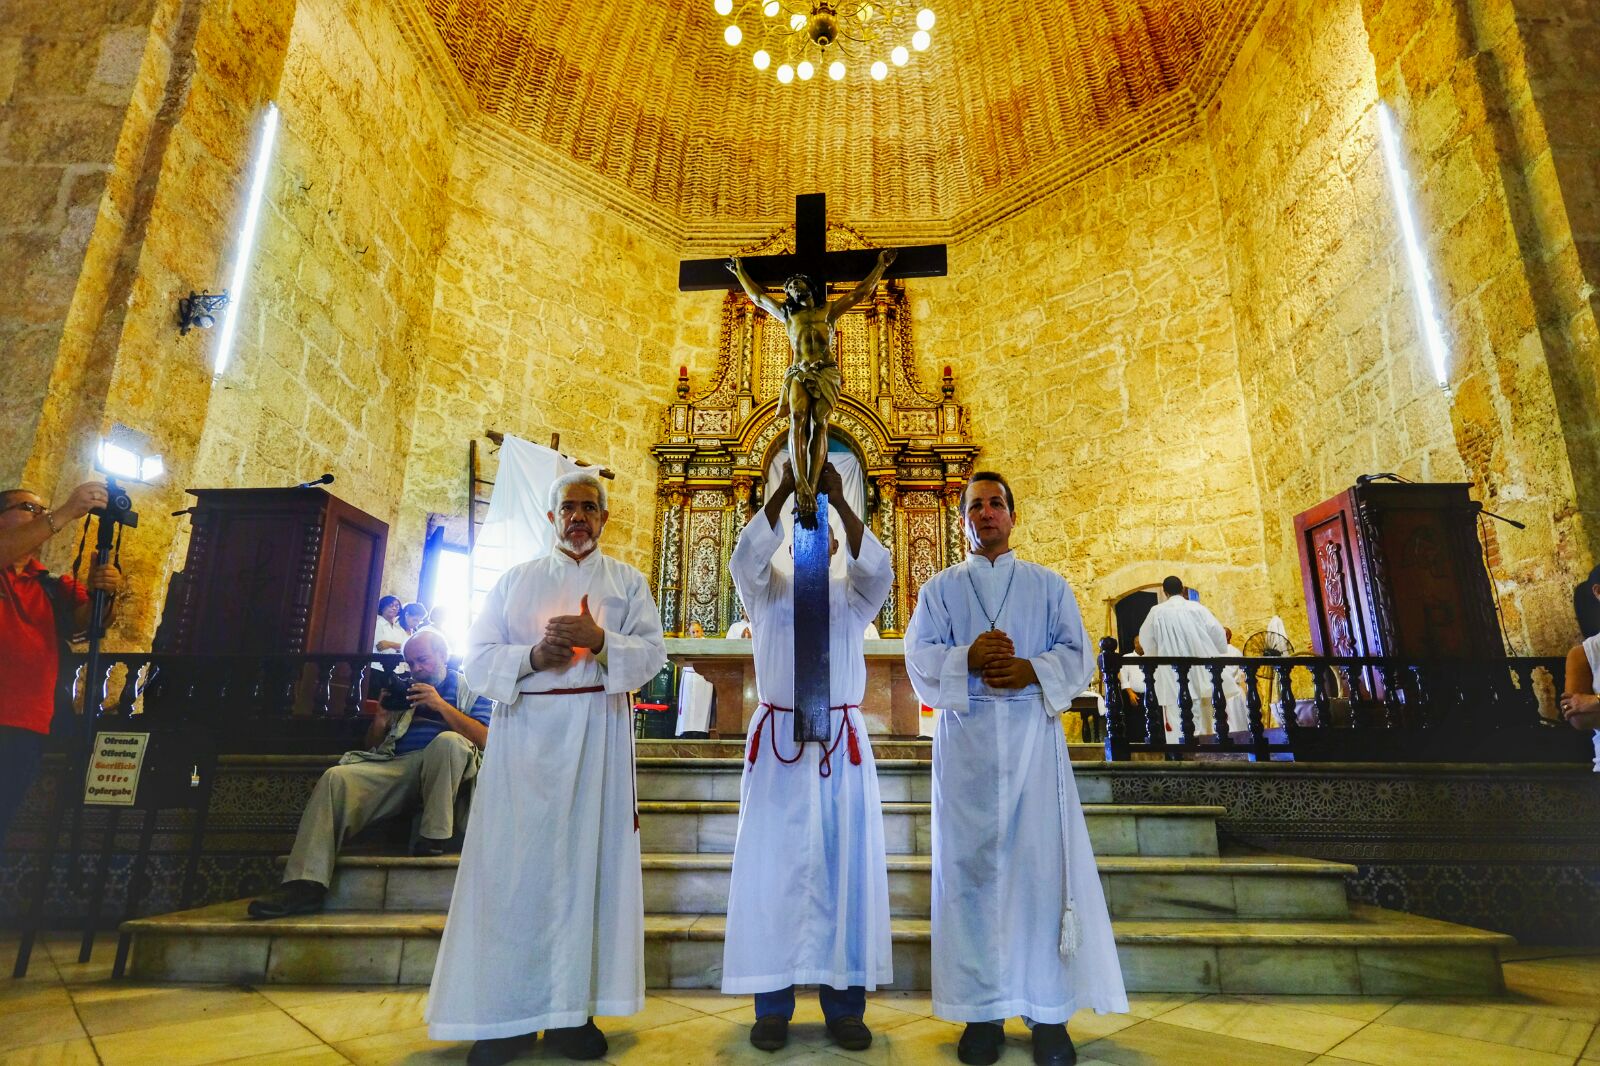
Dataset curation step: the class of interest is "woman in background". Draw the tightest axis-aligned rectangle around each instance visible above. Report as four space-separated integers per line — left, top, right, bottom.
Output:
373 595 406 655
1559 566 1600 769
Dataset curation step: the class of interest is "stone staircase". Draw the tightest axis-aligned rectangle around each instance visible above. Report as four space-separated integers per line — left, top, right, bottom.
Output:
122 758 1512 994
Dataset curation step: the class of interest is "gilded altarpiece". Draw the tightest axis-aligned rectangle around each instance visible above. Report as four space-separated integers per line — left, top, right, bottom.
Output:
651 226 977 637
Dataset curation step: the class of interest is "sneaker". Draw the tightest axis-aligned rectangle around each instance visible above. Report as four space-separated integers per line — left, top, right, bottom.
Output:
246 880 326 919
412 836 449 857
546 1018 607 1060
465 1033 535 1065
826 1015 872 1050
1032 1022 1076 1066
749 1015 789 1051
957 1021 1005 1066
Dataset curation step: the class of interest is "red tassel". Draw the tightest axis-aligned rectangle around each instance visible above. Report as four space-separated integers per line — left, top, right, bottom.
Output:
748 711 764 765
847 715 861 766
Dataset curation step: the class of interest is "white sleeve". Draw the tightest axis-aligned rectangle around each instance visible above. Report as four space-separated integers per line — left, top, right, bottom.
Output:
845 526 894 627
1028 576 1097 715
463 570 536 706
904 577 972 713
598 571 669 695
730 513 784 609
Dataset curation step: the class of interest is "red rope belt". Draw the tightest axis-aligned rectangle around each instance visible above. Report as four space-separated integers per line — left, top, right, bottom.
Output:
748 701 862 777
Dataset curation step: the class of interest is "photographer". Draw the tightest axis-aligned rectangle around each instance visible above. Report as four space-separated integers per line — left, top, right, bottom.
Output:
249 629 494 919
0 483 120 851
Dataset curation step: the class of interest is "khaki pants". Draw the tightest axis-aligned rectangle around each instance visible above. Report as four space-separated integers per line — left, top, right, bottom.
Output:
282 732 478 887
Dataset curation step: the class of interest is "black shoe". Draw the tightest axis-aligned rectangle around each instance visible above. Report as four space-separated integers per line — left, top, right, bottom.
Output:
826 1015 872 1050
1032 1023 1076 1066
749 1015 789 1051
413 836 448 857
546 1018 607 1060
246 880 326 919
465 1033 535 1065
958 1021 1005 1066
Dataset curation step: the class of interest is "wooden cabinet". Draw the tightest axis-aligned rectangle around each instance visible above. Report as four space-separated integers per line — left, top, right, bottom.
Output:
159 488 388 654
1294 482 1503 661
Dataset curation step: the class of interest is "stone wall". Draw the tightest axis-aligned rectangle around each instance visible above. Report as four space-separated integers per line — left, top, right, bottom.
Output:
188 0 457 555
915 130 1274 640
391 135 684 584
0 0 156 485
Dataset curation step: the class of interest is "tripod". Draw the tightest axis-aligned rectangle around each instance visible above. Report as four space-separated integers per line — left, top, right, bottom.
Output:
12 480 133 977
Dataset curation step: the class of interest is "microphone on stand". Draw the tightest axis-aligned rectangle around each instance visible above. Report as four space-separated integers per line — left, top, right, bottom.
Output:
295 473 335 489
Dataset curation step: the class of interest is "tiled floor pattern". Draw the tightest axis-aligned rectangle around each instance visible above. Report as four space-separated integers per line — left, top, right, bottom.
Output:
4 938 1599 1065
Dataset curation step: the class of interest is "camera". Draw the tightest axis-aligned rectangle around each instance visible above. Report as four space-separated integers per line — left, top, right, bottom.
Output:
377 670 416 713
90 477 139 529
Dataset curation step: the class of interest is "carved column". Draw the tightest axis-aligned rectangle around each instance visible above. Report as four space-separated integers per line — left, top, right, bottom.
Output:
742 302 758 398
943 487 966 570
656 489 688 635
875 295 893 422
731 476 754 522
876 473 898 634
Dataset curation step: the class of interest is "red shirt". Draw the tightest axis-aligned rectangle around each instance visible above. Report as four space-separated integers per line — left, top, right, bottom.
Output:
0 559 87 734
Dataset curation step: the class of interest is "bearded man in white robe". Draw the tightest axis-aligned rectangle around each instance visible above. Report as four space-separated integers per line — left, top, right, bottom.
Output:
1137 576 1231 738
427 472 667 1066
905 472 1126 1066
723 462 895 1053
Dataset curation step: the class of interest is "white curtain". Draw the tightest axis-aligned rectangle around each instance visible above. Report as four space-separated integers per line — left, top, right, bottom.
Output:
765 442 866 528
469 436 578 620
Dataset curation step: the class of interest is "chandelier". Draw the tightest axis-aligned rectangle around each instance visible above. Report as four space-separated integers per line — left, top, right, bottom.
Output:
712 1 936 84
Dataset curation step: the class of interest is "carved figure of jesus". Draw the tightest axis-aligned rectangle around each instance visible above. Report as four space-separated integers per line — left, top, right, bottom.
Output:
727 248 897 520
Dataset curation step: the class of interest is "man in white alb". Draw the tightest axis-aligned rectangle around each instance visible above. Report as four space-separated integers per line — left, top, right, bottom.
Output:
427 472 667 1065
1137 575 1231 737
722 462 895 1053
905 472 1126 1066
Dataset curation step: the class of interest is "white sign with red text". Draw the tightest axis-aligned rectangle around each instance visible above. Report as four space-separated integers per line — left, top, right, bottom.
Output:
84 732 148 806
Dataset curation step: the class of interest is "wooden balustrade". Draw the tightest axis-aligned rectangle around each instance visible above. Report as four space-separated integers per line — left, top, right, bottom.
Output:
1095 637 1585 763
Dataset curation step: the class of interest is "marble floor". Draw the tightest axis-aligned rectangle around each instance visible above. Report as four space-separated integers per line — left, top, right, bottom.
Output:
3 938 1599 1065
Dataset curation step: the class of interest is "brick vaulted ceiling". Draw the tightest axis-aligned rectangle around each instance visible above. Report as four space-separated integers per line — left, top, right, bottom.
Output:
420 0 1254 225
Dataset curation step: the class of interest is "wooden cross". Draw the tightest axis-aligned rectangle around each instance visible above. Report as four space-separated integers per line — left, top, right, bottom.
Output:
677 192 948 292
679 194 948 744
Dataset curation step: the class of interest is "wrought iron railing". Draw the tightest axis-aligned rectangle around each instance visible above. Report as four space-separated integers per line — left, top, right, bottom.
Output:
1095 637 1585 763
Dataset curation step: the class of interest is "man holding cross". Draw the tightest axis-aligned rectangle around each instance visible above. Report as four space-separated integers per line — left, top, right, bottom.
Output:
722 460 895 1053
727 248 895 520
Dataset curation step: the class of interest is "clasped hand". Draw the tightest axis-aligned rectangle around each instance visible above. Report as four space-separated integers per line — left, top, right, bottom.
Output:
968 629 1037 690
405 682 451 717
532 594 605 671
1561 691 1600 731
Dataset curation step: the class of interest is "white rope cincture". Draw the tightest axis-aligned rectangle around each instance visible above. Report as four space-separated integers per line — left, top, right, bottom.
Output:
1053 718 1080 960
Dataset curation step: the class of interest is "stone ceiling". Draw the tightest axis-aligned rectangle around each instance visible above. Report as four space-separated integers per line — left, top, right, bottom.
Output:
419 0 1259 226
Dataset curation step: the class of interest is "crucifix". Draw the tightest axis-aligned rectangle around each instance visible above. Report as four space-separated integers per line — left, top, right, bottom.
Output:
679 193 948 742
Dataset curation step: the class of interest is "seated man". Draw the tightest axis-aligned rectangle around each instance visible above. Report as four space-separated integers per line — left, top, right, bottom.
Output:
249 629 493 918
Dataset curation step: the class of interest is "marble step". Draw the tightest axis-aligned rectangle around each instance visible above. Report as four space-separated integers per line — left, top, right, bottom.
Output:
635 800 1223 857
306 851 1349 920
122 901 1509 996
635 758 1114 804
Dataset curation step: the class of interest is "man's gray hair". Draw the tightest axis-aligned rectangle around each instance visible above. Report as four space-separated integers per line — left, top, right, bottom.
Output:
548 471 608 514
403 628 450 659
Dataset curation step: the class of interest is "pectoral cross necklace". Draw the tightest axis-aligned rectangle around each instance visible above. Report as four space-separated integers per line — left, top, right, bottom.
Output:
966 560 1017 631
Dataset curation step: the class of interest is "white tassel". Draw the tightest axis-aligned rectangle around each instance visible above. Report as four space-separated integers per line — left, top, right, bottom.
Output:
1059 903 1081 959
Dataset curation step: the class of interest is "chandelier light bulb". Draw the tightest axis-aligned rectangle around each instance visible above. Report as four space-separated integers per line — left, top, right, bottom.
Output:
724 23 742 45
871 60 887 80
777 63 795 83
790 12 805 29
913 29 930 50
753 49 771 69
892 45 909 66
829 60 846 80
763 0 779 14
917 8 935 30
714 0 732 14
798 60 814 80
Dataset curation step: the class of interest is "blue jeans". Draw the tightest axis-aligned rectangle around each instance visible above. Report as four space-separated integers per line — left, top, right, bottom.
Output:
754 984 866 1023
0 725 47 858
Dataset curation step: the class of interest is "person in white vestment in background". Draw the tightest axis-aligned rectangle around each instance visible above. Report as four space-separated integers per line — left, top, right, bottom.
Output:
905 472 1126 1066
722 462 896 1052
427 472 667 1066
1137 576 1231 737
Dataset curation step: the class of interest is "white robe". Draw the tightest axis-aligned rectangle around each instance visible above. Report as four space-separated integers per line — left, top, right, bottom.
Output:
721 514 896 993
1137 596 1231 736
905 551 1127 1023
426 549 667 1040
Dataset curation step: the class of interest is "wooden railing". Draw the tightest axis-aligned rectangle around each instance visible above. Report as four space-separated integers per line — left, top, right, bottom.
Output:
1095 637 1588 763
